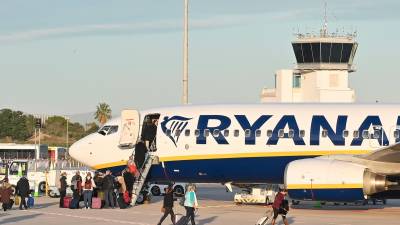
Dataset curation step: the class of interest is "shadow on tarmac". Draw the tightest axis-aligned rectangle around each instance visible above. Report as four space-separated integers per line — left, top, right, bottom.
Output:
1 213 41 225
197 215 218 225
32 201 59 209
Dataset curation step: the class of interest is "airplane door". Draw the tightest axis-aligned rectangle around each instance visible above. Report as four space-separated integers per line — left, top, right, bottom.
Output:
119 109 140 148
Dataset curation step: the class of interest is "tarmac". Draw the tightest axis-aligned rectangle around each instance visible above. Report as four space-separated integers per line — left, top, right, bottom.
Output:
1 184 400 225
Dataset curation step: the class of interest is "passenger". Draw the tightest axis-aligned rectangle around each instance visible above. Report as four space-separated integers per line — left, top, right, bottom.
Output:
102 170 115 209
93 171 104 198
0 178 13 211
184 185 198 225
16 176 30 210
82 172 96 209
71 171 82 199
123 168 134 198
134 140 147 169
157 185 176 225
116 175 126 196
59 172 68 208
271 188 289 225
142 118 158 150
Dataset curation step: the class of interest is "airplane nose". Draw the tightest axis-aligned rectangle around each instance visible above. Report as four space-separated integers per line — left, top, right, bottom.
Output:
68 140 81 162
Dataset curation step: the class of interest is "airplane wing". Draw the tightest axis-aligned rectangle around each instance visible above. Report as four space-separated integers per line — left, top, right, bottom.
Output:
359 142 400 163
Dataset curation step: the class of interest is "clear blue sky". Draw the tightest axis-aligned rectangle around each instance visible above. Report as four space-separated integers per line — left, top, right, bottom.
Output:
0 0 399 116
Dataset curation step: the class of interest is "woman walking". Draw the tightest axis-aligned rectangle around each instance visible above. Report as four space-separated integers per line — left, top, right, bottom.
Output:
157 185 176 225
82 172 96 209
0 178 13 211
184 185 198 225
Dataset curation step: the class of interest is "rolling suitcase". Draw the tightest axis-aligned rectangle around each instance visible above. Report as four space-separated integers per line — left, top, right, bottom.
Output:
175 214 189 225
69 198 79 209
63 197 72 208
117 196 127 209
92 197 102 209
256 216 271 225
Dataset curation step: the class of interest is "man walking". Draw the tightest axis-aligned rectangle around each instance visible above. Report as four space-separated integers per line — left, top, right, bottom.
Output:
59 172 67 208
271 188 289 225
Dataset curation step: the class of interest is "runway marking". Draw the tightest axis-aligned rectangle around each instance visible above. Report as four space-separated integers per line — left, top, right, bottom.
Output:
19 210 152 225
198 204 237 209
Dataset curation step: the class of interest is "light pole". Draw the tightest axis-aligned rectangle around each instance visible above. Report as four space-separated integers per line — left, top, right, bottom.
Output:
182 0 189 104
65 116 69 149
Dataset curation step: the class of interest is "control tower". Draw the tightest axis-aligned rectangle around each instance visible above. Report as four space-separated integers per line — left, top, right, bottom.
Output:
260 23 358 103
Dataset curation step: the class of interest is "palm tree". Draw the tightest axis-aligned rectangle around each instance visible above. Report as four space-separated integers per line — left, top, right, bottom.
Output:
94 103 112 125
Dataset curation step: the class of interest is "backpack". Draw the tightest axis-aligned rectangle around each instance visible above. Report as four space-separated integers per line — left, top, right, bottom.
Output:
280 199 289 211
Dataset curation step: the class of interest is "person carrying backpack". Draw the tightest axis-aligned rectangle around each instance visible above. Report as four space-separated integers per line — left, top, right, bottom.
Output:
271 188 289 225
16 176 30 210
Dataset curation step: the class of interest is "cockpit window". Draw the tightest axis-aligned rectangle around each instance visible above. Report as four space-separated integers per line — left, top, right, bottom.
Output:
98 125 118 136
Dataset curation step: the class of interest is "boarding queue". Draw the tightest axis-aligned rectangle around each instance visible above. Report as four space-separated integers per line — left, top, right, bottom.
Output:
60 167 136 210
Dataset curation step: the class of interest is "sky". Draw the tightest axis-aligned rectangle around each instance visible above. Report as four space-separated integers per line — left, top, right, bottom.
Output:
0 0 399 118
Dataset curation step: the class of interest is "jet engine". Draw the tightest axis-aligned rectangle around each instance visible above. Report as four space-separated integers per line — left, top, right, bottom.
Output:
284 158 393 202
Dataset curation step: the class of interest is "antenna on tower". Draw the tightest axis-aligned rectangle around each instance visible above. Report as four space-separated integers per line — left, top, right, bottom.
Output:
322 2 328 36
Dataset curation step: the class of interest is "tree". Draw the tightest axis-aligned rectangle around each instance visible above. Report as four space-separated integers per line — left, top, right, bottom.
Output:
0 109 31 141
85 122 99 135
94 103 112 125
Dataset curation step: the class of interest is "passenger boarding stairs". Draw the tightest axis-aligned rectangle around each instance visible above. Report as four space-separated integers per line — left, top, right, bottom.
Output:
131 154 159 205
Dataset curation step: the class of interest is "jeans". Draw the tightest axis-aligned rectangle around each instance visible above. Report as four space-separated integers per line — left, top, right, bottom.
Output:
83 190 93 208
104 190 115 208
185 206 196 225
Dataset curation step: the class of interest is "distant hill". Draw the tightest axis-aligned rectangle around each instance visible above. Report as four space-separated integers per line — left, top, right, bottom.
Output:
68 112 96 125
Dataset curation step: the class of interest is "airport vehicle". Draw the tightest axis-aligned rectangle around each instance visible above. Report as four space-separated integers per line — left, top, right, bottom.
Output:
149 182 186 196
69 104 400 203
0 160 44 192
234 187 277 205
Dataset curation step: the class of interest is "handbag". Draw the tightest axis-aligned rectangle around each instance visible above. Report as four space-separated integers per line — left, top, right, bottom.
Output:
15 195 21 205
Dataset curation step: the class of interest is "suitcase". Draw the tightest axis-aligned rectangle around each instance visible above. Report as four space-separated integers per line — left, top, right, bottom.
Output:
15 196 21 206
256 216 271 225
69 198 79 209
92 197 102 209
27 196 34 208
97 191 105 200
175 214 189 225
117 196 127 209
63 197 72 208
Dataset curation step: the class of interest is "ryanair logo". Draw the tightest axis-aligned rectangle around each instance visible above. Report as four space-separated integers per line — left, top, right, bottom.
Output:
161 116 192 147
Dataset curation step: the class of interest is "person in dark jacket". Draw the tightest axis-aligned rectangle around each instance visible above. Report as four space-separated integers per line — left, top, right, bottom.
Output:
123 168 134 198
157 185 176 225
0 178 13 211
102 170 115 208
59 172 67 208
134 141 147 169
142 119 158 150
71 171 82 200
16 176 30 210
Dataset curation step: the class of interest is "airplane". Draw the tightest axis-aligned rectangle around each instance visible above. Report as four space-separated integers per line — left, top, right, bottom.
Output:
69 103 400 202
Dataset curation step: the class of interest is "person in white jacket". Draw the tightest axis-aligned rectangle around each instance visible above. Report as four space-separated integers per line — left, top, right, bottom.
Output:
82 172 96 209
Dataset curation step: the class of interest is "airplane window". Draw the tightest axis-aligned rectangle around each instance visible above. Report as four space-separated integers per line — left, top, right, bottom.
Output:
98 126 111 136
166 129 172 136
223 130 229 137
300 130 305 138
288 129 294 138
213 129 220 137
194 130 200 137
267 130 273 137
373 130 380 139
107 126 119 135
234 130 240 137
321 130 328 138
353 130 359 138
278 129 284 138
204 129 210 137
245 129 251 138
394 130 400 139
362 130 369 139
185 129 190 136
342 130 349 138
256 130 261 137
175 129 182 136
